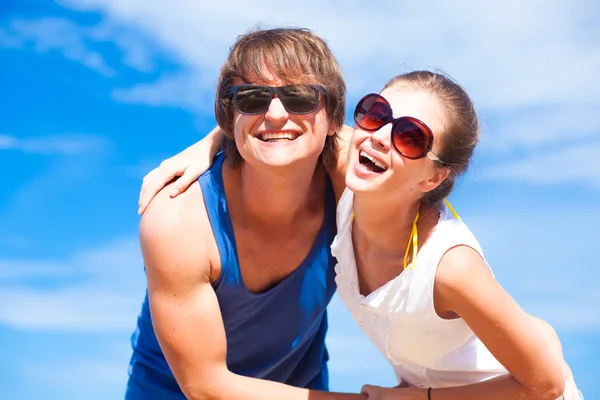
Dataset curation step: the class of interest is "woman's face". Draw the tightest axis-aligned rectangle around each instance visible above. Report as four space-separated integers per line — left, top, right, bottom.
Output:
345 84 449 199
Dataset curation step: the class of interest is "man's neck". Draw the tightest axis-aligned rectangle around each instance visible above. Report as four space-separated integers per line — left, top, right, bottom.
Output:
225 159 325 228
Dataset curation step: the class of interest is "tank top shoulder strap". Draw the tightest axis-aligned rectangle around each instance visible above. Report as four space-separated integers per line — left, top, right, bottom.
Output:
323 171 337 234
198 152 240 287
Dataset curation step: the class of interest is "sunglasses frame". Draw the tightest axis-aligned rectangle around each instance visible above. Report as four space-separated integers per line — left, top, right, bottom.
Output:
229 84 328 116
354 93 444 164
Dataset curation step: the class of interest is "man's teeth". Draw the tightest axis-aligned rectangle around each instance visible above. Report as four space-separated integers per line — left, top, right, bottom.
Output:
360 151 388 171
259 132 299 141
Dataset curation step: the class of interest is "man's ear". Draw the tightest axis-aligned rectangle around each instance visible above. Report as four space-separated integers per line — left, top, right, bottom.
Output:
419 167 451 193
328 121 343 137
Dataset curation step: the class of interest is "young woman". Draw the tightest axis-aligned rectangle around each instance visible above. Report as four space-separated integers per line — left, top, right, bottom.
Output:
138 71 582 400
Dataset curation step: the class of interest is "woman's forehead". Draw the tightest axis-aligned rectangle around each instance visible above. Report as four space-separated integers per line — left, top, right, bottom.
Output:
380 86 446 133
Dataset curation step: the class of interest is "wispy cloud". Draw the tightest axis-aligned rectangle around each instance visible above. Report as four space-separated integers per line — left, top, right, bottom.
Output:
56 0 600 117
88 21 157 72
465 209 600 333
53 0 600 189
0 133 109 155
480 142 600 187
0 237 146 332
483 104 600 152
1 18 115 76
112 73 215 113
0 27 21 47
28 358 128 390
0 17 160 76
15 339 133 400
0 286 142 332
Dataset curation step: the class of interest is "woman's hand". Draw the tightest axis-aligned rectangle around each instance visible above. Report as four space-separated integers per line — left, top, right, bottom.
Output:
138 127 224 214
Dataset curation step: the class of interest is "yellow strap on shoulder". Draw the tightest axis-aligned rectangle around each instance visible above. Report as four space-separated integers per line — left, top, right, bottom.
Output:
404 211 419 270
443 198 460 220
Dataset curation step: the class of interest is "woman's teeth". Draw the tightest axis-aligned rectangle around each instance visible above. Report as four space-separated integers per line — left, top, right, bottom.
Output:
359 150 388 171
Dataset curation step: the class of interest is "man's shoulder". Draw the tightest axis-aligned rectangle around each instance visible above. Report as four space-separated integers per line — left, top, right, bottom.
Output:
140 180 209 242
139 180 218 278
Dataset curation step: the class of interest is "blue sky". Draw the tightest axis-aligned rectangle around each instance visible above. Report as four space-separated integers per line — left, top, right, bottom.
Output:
1 0 599 398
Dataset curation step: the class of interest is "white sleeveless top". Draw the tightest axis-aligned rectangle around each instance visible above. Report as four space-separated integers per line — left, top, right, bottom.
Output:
331 189 507 388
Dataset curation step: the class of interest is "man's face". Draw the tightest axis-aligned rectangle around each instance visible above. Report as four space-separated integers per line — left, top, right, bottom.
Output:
231 74 334 170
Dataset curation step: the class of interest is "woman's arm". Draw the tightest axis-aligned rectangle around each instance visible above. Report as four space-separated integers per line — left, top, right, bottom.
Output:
138 125 224 213
427 245 565 399
138 123 355 212
360 247 566 400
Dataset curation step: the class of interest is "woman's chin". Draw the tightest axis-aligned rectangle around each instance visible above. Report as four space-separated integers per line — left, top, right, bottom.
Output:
345 173 380 194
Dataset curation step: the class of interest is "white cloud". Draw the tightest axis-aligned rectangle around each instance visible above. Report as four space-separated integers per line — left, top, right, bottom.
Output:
0 259 72 280
0 237 146 332
0 28 21 47
4 18 116 76
465 208 600 334
0 133 109 155
111 73 215 113
22 348 131 400
0 286 142 332
1 17 160 76
55 0 600 115
483 104 600 152
480 142 600 187
29 359 128 388
47 0 600 193
526 302 600 332
88 21 156 72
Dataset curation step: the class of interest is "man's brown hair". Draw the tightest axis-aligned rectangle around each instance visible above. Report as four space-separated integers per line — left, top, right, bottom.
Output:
215 28 346 169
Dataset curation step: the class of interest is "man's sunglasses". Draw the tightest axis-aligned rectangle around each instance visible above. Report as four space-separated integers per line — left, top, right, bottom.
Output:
354 93 444 164
229 84 327 115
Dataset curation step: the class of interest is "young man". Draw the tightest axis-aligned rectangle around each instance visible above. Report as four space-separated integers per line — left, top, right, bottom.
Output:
126 28 362 400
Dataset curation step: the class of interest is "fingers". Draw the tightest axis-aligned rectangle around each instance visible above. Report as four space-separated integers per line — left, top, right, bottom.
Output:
168 166 200 199
361 384 376 395
138 160 183 214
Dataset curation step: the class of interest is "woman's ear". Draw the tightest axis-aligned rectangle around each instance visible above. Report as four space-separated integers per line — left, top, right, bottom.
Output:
419 167 451 193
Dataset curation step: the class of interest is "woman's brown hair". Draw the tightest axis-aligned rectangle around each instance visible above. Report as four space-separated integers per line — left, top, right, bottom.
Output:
383 71 480 205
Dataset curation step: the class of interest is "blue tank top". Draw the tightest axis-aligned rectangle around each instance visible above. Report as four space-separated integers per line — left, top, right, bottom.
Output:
126 152 337 399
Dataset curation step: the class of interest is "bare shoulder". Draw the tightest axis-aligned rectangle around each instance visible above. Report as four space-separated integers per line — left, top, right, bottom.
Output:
141 179 207 237
140 180 215 279
435 244 494 294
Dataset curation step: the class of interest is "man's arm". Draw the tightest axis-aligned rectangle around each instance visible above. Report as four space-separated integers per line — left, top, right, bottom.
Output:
140 183 365 400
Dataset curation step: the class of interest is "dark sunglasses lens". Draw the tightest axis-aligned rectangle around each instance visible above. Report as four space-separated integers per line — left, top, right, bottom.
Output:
392 119 432 159
280 85 319 113
354 95 391 130
235 86 272 114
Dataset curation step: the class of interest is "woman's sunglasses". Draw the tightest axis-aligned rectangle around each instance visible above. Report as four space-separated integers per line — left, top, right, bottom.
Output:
229 84 327 115
354 93 444 163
